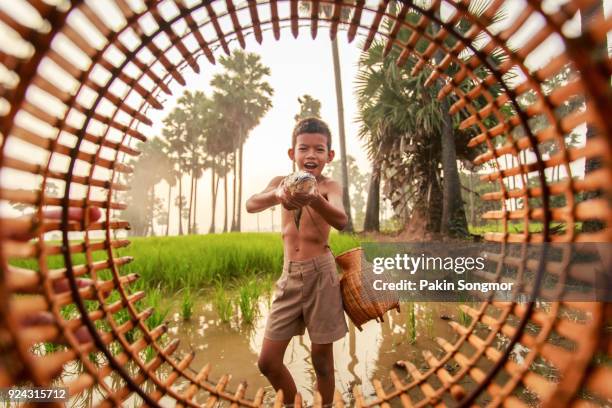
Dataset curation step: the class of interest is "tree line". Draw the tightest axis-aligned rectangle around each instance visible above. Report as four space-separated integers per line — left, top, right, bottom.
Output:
122 50 273 236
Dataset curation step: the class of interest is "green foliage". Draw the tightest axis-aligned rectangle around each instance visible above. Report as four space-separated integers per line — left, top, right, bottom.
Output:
142 287 169 362
213 286 233 323
406 302 416 344
114 233 358 292
180 289 194 321
11 233 359 293
354 1 510 234
295 94 322 121
236 279 263 325
122 137 174 236
457 306 472 327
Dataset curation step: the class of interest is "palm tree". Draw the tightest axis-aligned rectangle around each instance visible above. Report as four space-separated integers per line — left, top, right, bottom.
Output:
163 108 188 235
355 1 506 236
159 138 178 236
295 94 322 121
221 151 234 233
211 50 274 232
123 138 167 236
163 90 210 235
299 1 354 232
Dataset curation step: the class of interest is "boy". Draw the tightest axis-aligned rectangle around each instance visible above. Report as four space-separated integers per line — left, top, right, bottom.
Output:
246 117 348 406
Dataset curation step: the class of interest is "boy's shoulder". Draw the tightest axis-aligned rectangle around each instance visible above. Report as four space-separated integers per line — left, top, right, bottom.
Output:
267 175 285 187
317 175 341 191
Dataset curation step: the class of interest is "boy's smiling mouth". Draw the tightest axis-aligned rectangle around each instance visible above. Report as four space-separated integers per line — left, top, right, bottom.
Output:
303 162 318 170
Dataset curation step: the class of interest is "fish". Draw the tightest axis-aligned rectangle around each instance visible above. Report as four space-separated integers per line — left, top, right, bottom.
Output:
282 171 316 229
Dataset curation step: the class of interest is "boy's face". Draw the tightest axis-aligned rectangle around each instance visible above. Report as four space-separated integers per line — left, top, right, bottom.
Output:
289 133 334 177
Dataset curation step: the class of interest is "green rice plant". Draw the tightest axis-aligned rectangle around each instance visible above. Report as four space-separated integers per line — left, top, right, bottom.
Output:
11 233 361 295
457 304 473 327
405 302 416 343
44 342 64 354
213 286 233 323
237 279 263 325
141 288 169 363
115 233 360 292
144 287 169 333
423 305 435 338
180 289 194 321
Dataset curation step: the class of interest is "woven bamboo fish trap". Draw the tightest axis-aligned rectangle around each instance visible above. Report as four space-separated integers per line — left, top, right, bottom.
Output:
0 0 610 406
336 247 401 330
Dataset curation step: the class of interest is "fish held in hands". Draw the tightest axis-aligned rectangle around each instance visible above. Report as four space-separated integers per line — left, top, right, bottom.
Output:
282 171 316 229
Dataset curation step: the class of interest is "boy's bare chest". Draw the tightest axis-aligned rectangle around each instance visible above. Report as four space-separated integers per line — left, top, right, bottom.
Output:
281 194 330 234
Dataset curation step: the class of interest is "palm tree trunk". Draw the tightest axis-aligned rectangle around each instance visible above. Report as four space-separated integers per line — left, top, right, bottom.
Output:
231 149 237 231
364 159 380 232
236 143 244 232
223 153 228 233
440 98 468 237
468 173 475 226
178 176 184 235
148 187 156 237
165 183 172 236
331 38 353 232
210 165 217 233
430 16 468 236
214 170 220 230
187 169 194 235
193 173 199 234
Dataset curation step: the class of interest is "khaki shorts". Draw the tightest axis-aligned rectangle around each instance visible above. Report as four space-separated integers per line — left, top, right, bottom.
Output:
264 252 348 344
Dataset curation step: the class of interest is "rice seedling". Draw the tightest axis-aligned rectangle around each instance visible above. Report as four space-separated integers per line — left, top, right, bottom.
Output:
457 304 473 327
213 285 233 323
423 304 435 338
405 302 416 343
237 279 263 325
180 289 194 321
144 287 169 330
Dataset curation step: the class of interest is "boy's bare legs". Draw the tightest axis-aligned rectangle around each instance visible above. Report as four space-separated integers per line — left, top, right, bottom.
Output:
258 338 296 405
311 342 335 405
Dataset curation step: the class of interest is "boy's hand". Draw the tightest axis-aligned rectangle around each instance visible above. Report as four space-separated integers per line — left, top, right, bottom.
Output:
275 184 313 210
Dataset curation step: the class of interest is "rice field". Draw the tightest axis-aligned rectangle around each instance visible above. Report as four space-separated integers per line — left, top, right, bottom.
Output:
117 232 360 292
12 232 360 293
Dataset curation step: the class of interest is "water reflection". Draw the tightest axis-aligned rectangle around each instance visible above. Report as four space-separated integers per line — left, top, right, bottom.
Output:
164 297 459 406
53 296 463 406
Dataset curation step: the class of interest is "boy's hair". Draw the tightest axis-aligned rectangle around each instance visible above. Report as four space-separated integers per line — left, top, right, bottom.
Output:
292 117 332 151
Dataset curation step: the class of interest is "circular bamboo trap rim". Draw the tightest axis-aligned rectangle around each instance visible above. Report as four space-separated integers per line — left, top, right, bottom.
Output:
0 0 610 406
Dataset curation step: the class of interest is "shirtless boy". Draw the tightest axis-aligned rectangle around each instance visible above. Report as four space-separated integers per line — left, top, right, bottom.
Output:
246 117 348 406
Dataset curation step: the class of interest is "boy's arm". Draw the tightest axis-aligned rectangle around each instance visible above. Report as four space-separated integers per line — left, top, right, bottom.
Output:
246 176 313 213
309 181 348 230
246 176 284 213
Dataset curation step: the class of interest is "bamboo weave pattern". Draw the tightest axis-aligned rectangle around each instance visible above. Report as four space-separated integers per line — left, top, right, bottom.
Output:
0 0 610 406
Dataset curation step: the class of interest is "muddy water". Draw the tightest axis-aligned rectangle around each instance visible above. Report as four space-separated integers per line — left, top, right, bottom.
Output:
51 293 469 407
159 294 464 406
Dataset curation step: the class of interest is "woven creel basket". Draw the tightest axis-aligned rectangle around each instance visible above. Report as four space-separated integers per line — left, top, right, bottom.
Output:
335 247 400 330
